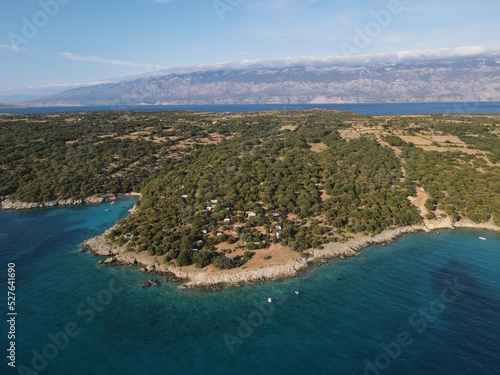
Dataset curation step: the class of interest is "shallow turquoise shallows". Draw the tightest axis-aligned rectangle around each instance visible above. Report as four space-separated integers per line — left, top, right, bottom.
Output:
1 200 500 375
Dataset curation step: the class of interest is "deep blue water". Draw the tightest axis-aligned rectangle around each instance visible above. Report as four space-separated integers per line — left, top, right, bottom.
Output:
1 202 500 375
2 102 500 116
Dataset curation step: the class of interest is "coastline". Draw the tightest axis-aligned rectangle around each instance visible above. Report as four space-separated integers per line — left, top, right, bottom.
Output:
82 219 500 289
0 192 142 210
6 190 498 289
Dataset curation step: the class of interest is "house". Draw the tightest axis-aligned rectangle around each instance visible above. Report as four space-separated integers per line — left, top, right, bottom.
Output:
210 199 218 204
217 232 223 236
275 225 282 230
271 212 280 217
224 218 231 223
181 195 188 199
201 230 208 234
206 206 212 211
247 211 257 218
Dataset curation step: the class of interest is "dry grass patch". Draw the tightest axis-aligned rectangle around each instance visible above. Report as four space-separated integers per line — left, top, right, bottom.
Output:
280 125 298 131
399 135 433 146
320 189 331 201
338 129 361 141
308 142 328 153
408 188 429 218
427 135 466 145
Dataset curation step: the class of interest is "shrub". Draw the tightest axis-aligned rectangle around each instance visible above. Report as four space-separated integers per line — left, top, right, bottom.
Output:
213 255 235 270
176 249 193 267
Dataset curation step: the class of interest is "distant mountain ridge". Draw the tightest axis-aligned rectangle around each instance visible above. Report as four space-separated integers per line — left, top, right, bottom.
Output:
32 56 500 106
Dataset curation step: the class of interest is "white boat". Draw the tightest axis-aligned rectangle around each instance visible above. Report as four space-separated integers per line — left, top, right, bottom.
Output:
294 290 300 295
479 237 487 241
110 201 115 205
267 298 272 303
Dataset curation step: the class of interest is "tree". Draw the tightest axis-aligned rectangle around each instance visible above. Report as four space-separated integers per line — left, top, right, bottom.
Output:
176 249 193 267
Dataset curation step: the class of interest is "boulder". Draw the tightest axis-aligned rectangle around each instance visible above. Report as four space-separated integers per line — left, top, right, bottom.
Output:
103 256 116 265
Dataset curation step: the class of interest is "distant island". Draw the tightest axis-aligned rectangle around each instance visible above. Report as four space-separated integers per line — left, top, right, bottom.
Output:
1 110 499 288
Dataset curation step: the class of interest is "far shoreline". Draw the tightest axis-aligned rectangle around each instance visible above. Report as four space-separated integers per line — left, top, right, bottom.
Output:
2 102 500 117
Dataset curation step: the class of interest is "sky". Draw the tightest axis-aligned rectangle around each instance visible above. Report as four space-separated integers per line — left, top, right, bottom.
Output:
1 0 500 94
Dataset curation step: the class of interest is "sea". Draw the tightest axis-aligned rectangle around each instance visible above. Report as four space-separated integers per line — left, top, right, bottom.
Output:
2 101 500 116
1 103 500 375
1 199 500 375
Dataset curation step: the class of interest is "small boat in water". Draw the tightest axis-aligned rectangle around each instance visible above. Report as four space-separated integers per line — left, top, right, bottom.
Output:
479 237 487 241
267 298 272 303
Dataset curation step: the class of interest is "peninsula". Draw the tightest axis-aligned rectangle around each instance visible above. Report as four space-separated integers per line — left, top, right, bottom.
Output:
1 110 499 287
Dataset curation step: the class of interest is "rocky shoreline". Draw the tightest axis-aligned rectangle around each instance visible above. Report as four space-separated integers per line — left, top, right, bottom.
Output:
310 225 428 259
1 194 119 210
81 219 500 290
81 230 309 289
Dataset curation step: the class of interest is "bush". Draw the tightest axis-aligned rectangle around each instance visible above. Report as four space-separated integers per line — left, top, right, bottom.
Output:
192 250 215 268
245 242 258 250
227 236 238 244
165 248 180 262
243 250 254 261
213 255 235 270
176 249 194 267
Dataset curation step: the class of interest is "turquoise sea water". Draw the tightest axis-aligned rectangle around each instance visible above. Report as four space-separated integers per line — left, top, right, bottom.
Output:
1 201 500 375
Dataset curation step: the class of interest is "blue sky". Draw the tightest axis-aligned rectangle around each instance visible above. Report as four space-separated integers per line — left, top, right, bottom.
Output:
1 0 499 93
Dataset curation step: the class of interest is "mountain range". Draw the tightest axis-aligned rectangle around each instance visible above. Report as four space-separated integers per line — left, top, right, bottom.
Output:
30 53 500 106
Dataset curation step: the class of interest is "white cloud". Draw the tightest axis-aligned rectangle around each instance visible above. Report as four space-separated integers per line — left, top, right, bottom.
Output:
0 44 26 53
144 45 500 76
58 52 168 71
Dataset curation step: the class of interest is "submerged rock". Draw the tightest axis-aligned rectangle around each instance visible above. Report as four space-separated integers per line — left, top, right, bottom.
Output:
141 278 160 288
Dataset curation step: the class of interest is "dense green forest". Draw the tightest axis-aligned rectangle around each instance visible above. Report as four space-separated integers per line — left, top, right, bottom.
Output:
1 110 499 267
